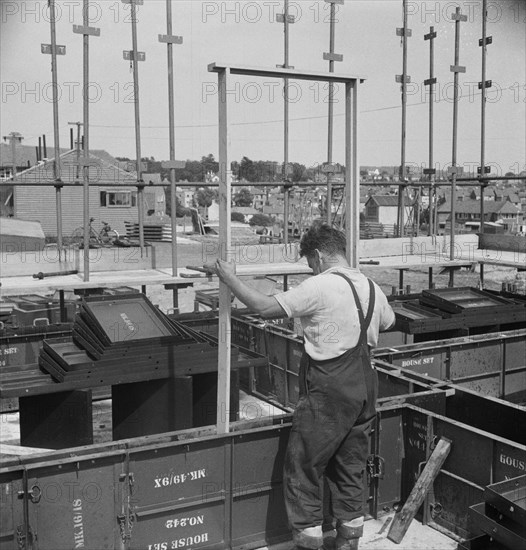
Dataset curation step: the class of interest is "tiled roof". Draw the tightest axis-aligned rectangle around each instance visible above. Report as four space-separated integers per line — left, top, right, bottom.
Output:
438 199 521 215
9 149 138 186
366 195 399 207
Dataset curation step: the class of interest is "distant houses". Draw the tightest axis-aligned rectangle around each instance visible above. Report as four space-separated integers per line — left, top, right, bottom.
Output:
438 199 522 233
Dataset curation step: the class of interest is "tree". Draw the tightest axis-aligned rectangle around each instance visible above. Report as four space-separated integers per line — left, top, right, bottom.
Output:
231 212 246 223
233 187 254 207
239 156 257 182
195 187 217 208
249 213 273 227
201 154 219 175
165 187 192 217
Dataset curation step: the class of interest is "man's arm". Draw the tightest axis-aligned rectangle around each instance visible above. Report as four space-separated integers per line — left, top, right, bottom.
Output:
204 260 287 319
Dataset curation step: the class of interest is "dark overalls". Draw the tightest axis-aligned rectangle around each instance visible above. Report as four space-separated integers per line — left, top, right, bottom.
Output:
284 274 377 547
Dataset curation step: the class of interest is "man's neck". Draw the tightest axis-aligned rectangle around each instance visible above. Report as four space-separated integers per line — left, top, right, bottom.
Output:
321 256 350 272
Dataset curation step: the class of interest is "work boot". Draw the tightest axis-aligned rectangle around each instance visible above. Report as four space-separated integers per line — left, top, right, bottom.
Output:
335 517 364 550
292 526 324 550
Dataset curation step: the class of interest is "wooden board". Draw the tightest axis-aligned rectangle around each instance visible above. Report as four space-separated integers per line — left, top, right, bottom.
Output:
388 437 452 544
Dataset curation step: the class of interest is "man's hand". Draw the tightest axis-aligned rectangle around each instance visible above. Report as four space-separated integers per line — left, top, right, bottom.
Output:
203 259 236 284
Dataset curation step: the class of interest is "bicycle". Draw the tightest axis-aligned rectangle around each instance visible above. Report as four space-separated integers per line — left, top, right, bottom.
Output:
70 218 119 248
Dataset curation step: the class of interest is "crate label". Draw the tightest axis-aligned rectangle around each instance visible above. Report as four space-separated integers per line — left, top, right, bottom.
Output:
154 469 206 489
495 443 526 481
148 533 209 550
72 499 85 548
407 415 428 452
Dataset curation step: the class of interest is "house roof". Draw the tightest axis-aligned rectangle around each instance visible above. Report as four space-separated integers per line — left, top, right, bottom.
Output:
366 195 399 207
8 149 138 186
438 199 521 215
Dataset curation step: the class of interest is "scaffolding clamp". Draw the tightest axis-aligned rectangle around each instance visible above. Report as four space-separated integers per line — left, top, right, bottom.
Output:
41 44 66 55
478 80 492 90
123 51 145 62
396 28 412 37
159 34 183 44
73 25 100 36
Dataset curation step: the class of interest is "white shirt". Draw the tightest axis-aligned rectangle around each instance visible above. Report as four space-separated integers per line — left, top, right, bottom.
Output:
274 266 395 361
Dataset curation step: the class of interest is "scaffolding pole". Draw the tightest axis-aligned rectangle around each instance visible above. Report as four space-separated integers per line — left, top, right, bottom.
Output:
276 0 295 246
479 0 492 235
123 0 145 254
324 0 344 224
73 1 100 281
396 0 411 237
41 0 65 254
448 7 468 287
424 26 437 236
159 0 184 304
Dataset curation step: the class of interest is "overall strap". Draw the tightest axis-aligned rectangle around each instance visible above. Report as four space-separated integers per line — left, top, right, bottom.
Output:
332 273 376 343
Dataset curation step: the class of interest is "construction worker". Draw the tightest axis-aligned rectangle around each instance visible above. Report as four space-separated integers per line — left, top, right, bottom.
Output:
206 222 395 550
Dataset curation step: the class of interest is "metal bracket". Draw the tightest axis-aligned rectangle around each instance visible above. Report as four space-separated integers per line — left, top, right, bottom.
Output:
450 65 466 73
477 166 491 174
117 513 136 543
395 75 411 83
451 12 468 22
478 79 492 90
325 0 344 4
158 34 183 44
123 51 145 62
424 30 437 41
423 168 436 175
367 455 385 480
276 13 295 23
276 63 295 69
448 166 464 175
73 24 100 36
162 160 186 169
424 77 437 86
323 52 343 62
17 485 41 504
122 0 144 4
479 36 493 47
396 28 412 37
16 525 33 550
41 44 66 55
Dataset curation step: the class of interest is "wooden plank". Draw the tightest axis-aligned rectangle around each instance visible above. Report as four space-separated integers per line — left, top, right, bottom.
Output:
388 437 452 544
208 62 365 84
217 67 231 434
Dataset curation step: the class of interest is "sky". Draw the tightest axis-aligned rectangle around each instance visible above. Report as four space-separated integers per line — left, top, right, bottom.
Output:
1 0 525 175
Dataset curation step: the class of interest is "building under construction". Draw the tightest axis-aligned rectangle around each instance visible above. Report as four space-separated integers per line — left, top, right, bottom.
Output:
0 1 525 549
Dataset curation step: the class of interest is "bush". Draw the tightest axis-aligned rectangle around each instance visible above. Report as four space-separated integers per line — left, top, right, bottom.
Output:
249 213 273 227
231 212 246 223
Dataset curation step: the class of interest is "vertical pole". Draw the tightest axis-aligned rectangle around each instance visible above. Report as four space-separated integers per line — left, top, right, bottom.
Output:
130 0 145 253
397 0 409 237
49 0 63 253
449 7 467 287
424 26 436 236
480 0 488 234
345 81 359 268
166 0 178 281
10 135 17 178
217 68 232 434
82 2 91 280
326 1 336 224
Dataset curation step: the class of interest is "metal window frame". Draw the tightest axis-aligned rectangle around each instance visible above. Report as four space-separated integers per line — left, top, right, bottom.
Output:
208 62 365 433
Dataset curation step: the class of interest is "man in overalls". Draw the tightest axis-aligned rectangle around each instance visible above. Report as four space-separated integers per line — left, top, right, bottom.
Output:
207 222 395 550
